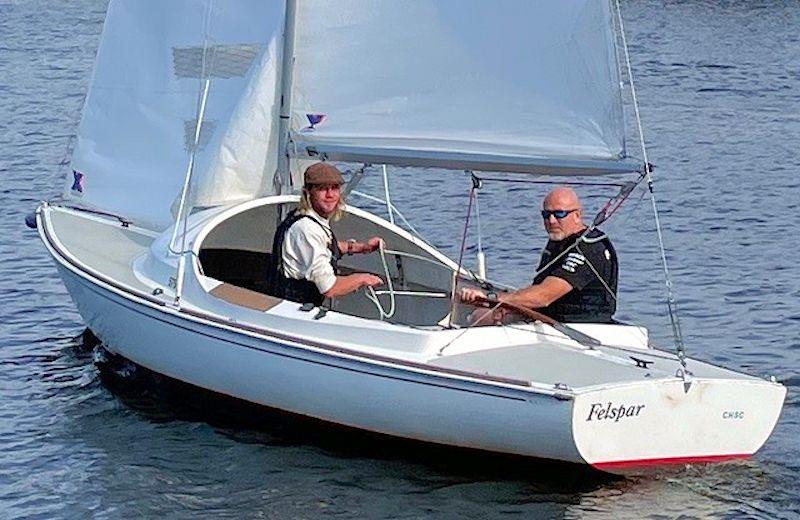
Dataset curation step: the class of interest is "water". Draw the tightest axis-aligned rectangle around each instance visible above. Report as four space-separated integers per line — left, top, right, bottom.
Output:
2 1 799 518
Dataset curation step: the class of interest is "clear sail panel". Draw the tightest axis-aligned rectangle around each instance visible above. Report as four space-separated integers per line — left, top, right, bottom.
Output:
67 0 283 230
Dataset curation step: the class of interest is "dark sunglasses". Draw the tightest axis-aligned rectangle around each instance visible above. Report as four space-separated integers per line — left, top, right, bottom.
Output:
541 208 577 220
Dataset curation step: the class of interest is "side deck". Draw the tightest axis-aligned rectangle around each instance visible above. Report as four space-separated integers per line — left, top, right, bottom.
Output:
40 204 759 395
42 205 158 296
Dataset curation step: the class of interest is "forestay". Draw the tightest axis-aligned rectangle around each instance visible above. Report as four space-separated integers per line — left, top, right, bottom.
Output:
290 0 639 176
66 0 284 230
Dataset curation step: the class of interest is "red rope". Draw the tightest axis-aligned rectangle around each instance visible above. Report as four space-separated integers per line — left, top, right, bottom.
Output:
448 186 477 320
454 186 476 282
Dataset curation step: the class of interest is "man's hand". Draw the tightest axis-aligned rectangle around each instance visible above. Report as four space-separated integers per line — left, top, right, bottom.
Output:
324 273 383 298
365 237 383 253
341 237 384 255
357 273 383 288
458 287 487 304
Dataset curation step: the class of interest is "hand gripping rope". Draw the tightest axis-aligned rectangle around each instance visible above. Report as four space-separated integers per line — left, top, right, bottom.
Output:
365 240 396 320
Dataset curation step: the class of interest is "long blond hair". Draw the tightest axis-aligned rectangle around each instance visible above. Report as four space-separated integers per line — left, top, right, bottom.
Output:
298 186 346 222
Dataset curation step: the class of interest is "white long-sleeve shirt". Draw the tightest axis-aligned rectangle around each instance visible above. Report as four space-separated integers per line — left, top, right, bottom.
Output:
281 208 337 294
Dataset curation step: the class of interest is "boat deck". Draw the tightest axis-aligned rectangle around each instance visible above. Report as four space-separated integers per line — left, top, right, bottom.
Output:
44 206 156 295
42 205 759 392
429 341 752 389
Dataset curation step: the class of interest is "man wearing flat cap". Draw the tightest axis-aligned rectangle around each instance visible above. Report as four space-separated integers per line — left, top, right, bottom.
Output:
267 162 383 306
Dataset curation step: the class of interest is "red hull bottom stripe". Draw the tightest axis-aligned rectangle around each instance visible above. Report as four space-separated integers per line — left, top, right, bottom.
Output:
592 453 750 470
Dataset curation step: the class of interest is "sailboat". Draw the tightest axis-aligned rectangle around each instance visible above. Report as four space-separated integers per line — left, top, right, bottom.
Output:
32 0 785 473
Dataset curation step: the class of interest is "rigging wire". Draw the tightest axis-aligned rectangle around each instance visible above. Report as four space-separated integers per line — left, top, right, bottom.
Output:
170 0 215 306
473 176 487 279
437 169 644 354
381 164 395 225
614 0 687 369
575 243 617 303
349 190 426 240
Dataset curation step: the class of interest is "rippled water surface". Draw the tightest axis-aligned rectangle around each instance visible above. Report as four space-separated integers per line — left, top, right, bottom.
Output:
2 1 799 518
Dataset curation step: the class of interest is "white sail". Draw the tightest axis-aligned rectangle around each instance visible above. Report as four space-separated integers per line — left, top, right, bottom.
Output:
290 0 636 175
66 0 283 230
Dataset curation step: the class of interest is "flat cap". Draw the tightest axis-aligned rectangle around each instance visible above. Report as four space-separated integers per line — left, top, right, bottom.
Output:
304 162 344 186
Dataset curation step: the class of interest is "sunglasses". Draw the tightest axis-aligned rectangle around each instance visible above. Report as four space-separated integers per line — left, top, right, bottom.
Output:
541 208 577 220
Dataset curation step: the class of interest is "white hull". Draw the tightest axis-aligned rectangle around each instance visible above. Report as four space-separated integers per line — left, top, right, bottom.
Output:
37 203 786 473
56 262 583 463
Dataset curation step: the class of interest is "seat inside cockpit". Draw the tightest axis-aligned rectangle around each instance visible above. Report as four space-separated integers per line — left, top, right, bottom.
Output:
197 200 457 326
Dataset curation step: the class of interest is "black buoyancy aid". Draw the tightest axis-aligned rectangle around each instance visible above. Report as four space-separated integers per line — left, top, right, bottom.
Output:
266 210 341 306
533 229 618 323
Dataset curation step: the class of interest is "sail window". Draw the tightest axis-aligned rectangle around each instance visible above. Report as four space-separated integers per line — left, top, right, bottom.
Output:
183 119 217 152
172 43 262 79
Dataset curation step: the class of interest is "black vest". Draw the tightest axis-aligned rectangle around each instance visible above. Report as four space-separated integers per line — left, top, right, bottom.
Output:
266 210 341 306
533 229 618 323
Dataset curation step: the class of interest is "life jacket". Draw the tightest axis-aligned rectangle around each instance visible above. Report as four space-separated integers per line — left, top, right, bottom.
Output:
266 210 341 306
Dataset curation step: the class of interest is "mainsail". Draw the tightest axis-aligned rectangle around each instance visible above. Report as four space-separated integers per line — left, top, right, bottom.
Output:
66 0 638 230
290 0 638 175
66 0 283 230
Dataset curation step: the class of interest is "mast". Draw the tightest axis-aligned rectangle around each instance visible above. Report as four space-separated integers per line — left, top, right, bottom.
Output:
274 0 298 194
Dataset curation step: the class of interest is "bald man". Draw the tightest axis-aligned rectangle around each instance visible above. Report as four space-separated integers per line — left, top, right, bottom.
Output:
460 187 618 323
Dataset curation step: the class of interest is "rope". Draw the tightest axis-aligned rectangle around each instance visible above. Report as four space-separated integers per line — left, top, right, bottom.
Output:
474 178 487 279
383 249 447 267
437 176 644 354
365 242 396 320
447 183 477 324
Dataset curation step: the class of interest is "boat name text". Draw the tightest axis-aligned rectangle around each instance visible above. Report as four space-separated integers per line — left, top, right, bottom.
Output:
586 402 645 422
